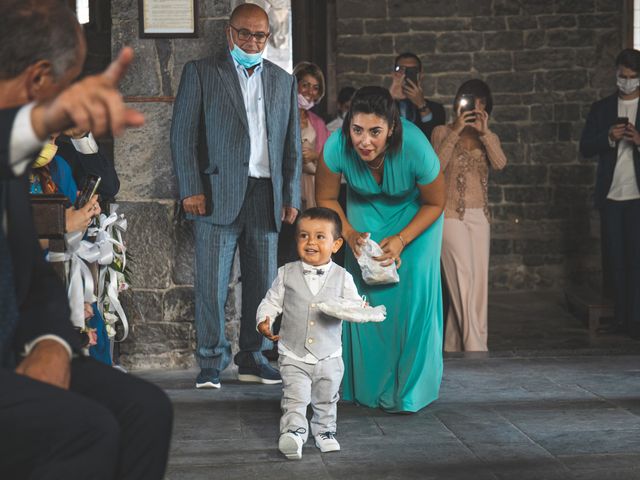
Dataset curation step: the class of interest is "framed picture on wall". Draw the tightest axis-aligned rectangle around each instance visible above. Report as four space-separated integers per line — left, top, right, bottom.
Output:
138 0 198 38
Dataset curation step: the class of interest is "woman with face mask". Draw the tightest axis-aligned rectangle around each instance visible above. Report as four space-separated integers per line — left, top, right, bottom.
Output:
316 86 446 413
580 48 640 339
293 62 330 210
431 79 507 353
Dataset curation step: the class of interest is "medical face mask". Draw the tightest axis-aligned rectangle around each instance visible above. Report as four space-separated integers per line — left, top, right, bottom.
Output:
297 93 315 111
617 76 640 95
33 142 58 168
229 42 263 69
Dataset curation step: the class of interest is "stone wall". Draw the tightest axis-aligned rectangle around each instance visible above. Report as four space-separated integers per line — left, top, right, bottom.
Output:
112 0 624 368
336 0 623 291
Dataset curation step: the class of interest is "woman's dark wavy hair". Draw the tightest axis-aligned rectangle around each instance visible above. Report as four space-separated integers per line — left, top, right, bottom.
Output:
453 79 493 115
341 86 403 154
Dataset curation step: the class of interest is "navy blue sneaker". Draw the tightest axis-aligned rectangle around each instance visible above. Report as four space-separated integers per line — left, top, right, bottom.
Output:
237 363 282 384
196 368 221 389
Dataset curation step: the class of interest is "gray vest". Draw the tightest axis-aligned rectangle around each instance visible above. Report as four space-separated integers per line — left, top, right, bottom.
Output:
279 261 345 360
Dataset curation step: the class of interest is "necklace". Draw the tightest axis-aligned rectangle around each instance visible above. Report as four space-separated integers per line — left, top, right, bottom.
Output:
367 155 385 170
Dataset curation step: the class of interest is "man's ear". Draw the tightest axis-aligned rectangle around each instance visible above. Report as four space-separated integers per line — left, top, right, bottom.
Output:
332 237 344 253
25 60 54 101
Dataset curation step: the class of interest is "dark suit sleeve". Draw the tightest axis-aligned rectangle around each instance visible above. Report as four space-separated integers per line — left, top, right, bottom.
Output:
580 102 613 158
6 174 81 354
171 61 205 201
0 108 20 179
419 100 446 142
11 237 82 354
281 75 302 210
56 137 120 199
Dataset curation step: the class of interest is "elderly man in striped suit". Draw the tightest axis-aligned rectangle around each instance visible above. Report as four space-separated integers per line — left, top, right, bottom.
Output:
171 3 301 389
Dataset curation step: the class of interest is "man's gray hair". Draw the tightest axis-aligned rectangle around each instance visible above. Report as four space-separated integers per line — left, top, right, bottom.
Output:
0 0 80 80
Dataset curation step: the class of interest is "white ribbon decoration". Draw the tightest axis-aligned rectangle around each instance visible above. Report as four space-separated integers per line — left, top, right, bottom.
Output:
47 231 100 329
90 205 129 341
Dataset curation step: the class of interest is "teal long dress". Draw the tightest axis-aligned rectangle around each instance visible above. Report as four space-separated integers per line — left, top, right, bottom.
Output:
323 118 444 413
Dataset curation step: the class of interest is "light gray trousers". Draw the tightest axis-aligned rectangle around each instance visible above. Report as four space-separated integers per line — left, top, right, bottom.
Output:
278 354 344 442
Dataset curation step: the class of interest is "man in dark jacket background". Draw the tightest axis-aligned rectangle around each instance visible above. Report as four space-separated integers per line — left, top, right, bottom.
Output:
580 48 640 339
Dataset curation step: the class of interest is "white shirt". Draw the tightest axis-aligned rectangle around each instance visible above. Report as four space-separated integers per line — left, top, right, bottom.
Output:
8 103 42 177
256 260 362 364
326 114 344 133
4 103 74 359
608 97 640 201
232 56 270 178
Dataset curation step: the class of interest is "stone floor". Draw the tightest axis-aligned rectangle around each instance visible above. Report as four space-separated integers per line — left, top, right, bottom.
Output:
138 291 640 480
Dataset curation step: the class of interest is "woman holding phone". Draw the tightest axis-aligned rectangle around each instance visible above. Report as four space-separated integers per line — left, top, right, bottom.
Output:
431 79 507 353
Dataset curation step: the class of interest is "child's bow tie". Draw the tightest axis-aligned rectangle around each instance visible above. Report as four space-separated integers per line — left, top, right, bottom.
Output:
303 268 325 276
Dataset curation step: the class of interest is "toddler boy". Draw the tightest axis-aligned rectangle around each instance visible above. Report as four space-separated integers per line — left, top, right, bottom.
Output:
257 207 362 460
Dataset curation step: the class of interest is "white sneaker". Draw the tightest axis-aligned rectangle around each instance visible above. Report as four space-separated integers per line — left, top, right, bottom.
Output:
314 431 340 452
278 430 305 460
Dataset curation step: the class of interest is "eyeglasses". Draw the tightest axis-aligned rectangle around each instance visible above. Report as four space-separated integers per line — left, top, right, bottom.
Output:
229 24 270 44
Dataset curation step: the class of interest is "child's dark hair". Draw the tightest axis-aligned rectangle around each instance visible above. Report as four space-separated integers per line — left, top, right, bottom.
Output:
296 207 342 239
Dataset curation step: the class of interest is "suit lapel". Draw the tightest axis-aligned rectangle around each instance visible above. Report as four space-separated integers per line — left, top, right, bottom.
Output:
216 54 249 134
262 61 276 138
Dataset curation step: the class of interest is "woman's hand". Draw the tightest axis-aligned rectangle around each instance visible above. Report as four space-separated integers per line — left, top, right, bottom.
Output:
302 145 318 164
345 228 368 258
471 109 490 136
66 194 100 233
452 110 476 134
374 235 404 269
257 317 280 342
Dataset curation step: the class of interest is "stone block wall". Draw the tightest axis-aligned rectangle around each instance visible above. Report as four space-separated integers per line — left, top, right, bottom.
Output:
111 0 624 368
335 0 623 291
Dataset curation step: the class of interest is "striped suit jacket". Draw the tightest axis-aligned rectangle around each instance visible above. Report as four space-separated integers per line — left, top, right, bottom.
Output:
170 51 302 230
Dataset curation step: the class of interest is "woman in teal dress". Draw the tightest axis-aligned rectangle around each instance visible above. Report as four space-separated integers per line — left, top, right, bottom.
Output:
316 86 445 413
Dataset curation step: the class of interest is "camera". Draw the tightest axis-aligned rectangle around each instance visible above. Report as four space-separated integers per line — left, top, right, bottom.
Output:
458 94 476 122
403 67 419 87
75 174 101 209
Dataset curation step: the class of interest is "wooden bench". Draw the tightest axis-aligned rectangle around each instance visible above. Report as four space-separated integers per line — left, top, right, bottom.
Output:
30 194 68 282
564 285 614 334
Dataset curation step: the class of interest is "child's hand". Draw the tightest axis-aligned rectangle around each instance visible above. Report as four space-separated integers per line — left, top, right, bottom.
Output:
258 317 280 341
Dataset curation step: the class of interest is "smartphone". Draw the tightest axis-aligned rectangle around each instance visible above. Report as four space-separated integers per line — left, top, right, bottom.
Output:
75 174 101 209
458 93 476 122
403 67 419 87
615 116 629 126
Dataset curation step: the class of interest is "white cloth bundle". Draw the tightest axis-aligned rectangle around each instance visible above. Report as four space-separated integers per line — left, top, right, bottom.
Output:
316 298 386 323
356 236 400 285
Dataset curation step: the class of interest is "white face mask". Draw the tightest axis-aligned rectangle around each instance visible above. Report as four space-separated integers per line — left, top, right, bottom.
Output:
297 93 315 111
617 76 640 95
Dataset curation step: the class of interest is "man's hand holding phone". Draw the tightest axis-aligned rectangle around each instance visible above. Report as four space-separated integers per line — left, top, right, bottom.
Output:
609 116 628 143
624 122 640 145
401 68 425 108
